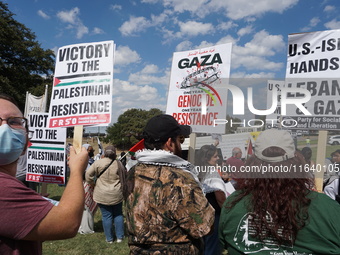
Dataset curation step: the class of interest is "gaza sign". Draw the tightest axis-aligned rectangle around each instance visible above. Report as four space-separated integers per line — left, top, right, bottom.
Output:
166 43 231 134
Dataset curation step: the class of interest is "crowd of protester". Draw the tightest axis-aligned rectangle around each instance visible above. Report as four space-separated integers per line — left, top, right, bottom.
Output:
1 93 340 254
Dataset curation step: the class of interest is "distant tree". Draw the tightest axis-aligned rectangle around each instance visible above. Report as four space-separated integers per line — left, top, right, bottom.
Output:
105 108 163 150
225 115 243 133
0 1 55 111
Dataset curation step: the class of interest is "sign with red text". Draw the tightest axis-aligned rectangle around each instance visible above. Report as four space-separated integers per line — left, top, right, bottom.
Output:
285 29 340 130
26 113 67 184
166 43 231 133
48 41 115 128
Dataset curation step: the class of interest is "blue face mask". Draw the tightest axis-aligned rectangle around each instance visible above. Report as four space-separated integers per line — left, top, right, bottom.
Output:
0 124 26 165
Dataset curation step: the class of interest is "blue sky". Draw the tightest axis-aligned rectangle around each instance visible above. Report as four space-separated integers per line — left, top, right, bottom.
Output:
4 0 340 129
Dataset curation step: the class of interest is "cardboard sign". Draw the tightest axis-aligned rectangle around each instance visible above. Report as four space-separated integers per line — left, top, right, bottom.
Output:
285 29 340 130
26 113 67 184
48 41 115 128
166 43 232 133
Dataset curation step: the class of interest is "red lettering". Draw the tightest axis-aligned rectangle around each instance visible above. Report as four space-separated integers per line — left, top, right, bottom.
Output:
177 94 206 108
178 96 183 107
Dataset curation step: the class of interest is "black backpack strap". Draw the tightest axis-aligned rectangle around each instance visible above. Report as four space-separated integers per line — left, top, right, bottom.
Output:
97 159 115 180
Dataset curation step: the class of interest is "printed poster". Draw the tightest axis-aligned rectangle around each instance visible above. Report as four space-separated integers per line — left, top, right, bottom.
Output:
166 43 232 133
284 29 340 130
48 40 115 128
26 113 67 184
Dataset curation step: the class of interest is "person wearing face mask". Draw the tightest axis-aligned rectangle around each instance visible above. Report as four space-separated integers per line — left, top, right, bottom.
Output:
0 94 89 255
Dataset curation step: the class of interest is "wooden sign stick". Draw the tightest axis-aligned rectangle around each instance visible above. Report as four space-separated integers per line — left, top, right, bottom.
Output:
315 130 328 192
73 125 84 153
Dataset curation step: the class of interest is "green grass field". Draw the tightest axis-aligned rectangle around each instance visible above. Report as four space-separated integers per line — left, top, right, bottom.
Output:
42 184 130 255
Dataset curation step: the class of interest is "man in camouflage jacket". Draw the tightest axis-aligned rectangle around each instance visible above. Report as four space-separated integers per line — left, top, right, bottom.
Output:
125 114 215 254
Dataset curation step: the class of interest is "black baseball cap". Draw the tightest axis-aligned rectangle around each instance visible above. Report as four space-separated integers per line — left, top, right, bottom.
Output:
143 114 191 142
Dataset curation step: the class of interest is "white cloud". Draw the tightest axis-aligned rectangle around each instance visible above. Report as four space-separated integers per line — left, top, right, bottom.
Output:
119 16 151 36
210 0 299 20
141 64 160 74
119 11 172 37
324 19 340 30
175 32 284 72
57 7 79 24
301 17 320 32
237 25 253 37
194 41 214 49
76 24 89 39
175 41 193 51
231 30 284 71
175 40 215 52
161 0 298 19
92 27 104 35
142 0 160 4
110 4 122 10
232 54 283 71
235 30 285 57
217 21 237 31
128 65 169 86
231 71 276 79
111 79 166 121
37 10 50 19
151 11 170 25
324 5 335 12
164 0 210 15
177 21 214 37
173 31 283 72
217 35 238 45
115 46 141 66
56 7 89 39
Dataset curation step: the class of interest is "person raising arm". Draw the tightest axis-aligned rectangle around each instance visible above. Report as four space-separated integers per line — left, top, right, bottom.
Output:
0 94 88 254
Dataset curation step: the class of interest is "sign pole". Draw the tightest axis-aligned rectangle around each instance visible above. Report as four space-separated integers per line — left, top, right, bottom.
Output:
73 125 84 153
188 133 196 164
315 130 328 192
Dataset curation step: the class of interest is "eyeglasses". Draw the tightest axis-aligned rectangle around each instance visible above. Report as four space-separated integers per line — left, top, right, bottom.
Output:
0 117 27 129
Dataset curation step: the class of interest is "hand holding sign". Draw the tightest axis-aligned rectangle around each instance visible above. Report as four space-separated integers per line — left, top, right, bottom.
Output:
68 146 88 176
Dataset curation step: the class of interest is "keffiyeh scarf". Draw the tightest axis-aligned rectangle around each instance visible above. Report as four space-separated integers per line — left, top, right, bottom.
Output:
135 149 201 186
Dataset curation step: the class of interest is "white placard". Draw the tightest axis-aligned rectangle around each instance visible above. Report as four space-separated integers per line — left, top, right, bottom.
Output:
26 113 67 184
285 30 340 130
48 41 115 128
166 43 232 133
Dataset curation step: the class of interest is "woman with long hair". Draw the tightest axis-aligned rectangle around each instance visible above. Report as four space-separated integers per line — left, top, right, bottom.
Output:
196 144 226 255
219 129 340 254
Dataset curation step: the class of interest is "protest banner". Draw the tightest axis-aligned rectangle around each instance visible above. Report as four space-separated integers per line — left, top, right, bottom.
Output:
24 85 48 117
166 43 232 134
181 133 251 159
284 29 340 130
26 113 67 184
218 137 247 160
284 29 340 192
48 41 115 129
